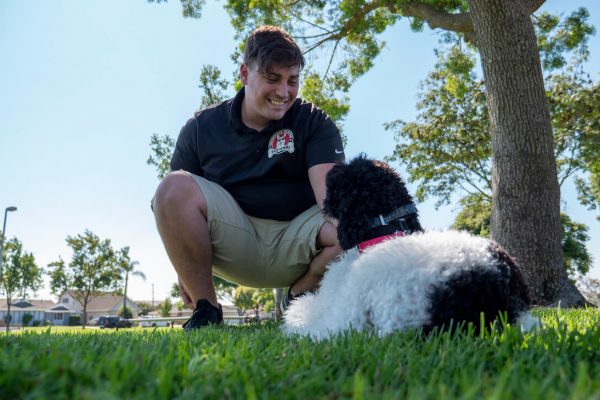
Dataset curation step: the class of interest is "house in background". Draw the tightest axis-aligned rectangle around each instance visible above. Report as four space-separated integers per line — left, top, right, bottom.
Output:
59 291 142 321
0 299 78 326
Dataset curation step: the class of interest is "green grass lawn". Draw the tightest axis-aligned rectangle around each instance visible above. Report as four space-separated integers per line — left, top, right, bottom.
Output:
1 308 599 400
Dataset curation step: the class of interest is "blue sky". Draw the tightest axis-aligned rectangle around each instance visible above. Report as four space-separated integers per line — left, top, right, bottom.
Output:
1 0 598 302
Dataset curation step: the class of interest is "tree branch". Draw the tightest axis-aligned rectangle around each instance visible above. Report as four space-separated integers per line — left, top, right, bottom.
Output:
395 2 473 34
323 39 341 84
300 0 547 53
393 0 546 43
304 0 385 53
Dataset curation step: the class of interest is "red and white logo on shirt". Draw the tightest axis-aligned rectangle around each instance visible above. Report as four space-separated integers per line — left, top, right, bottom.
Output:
268 129 295 158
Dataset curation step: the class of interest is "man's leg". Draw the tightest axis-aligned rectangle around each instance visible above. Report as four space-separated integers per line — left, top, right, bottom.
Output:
289 221 341 296
152 171 218 307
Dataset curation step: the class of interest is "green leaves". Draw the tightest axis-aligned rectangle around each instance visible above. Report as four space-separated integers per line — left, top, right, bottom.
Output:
536 7 596 71
300 70 350 134
213 275 238 303
386 44 490 207
1 237 43 300
146 0 207 18
159 297 173 317
147 133 175 181
561 213 592 277
198 64 230 110
64 230 120 293
233 286 274 315
47 230 125 326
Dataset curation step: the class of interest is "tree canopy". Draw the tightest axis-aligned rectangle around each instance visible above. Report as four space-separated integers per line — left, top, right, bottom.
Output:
0 237 43 332
47 230 123 327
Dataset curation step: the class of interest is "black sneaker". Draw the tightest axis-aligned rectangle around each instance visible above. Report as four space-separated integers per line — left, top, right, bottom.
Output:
279 288 296 315
279 287 314 315
182 299 223 331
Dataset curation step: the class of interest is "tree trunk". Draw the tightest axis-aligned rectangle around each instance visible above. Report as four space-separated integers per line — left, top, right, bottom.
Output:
82 302 87 329
468 0 587 306
123 273 129 318
5 299 11 333
274 288 283 320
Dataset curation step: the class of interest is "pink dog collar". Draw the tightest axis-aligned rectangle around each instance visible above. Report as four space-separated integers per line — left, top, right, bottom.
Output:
357 231 405 253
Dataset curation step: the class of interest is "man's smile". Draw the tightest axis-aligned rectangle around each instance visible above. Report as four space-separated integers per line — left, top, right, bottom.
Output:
267 98 287 106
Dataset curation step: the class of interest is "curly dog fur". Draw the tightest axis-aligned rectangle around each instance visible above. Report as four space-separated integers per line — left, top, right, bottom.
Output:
283 155 534 340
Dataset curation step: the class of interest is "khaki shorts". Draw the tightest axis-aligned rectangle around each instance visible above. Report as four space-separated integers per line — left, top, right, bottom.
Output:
190 173 326 288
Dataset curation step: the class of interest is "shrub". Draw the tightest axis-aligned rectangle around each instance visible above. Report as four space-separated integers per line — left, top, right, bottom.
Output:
119 306 133 319
68 315 81 326
22 313 34 327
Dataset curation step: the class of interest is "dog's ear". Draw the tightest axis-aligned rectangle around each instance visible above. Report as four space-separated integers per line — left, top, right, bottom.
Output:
323 162 350 220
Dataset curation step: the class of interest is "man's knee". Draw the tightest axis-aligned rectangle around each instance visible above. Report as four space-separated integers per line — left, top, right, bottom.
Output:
153 171 208 218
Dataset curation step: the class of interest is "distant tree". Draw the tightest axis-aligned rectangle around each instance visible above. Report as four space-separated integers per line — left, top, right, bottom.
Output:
137 302 155 316
175 299 185 316
233 286 255 316
253 288 275 314
197 64 230 110
119 306 133 319
147 133 175 181
47 230 121 328
0 238 43 332
170 282 180 299
159 297 173 317
560 214 592 279
116 246 146 319
22 313 33 327
213 276 237 304
233 286 274 318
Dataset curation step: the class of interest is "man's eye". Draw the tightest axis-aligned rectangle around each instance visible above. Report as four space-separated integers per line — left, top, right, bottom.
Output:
289 80 299 86
267 77 278 83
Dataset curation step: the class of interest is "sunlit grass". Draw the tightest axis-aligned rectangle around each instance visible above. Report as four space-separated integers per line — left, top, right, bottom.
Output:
1 308 598 399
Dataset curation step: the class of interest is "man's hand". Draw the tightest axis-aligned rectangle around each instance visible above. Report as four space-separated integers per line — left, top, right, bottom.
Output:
178 277 194 308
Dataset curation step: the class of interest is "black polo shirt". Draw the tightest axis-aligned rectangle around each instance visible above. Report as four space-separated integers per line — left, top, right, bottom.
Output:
170 88 345 221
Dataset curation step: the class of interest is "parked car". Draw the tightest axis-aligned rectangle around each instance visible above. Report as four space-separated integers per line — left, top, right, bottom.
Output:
139 316 170 328
97 316 132 329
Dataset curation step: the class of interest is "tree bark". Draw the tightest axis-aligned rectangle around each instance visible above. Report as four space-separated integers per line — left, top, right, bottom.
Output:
468 0 587 306
123 273 129 318
5 299 11 333
274 288 283 320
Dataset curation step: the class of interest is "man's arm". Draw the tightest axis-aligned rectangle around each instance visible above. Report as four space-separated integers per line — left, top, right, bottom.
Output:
170 117 203 176
308 163 336 209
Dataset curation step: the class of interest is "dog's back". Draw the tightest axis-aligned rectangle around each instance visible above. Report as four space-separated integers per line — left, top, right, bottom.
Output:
283 230 531 339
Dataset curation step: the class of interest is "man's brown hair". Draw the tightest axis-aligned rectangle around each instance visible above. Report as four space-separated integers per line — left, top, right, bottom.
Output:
243 26 305 72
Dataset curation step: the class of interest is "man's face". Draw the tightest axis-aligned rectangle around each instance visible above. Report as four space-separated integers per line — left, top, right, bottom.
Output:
240 62 300 129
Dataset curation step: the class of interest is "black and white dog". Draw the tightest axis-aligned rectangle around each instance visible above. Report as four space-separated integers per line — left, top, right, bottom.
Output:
284 155 535 340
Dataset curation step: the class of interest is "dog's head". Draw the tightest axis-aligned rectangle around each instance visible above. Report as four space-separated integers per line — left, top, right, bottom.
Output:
323 154 422 250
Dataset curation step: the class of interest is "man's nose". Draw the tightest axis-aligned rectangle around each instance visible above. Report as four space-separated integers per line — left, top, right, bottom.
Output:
275 81 288 98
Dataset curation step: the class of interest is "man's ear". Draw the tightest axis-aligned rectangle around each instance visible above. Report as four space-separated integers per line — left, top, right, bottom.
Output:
240 64 249 85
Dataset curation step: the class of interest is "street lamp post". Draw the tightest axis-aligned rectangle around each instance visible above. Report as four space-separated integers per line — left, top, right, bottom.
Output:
0 206 18 278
